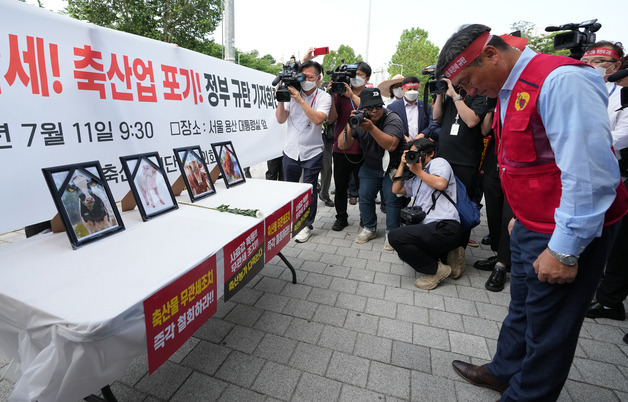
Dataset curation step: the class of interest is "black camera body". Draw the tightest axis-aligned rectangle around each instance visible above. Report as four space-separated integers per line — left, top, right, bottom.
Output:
400 206 426 226
422 65 447 95
272 58 305 102
545 19 601 59
327 61 359 94
348 110 370 129
405 150 426 165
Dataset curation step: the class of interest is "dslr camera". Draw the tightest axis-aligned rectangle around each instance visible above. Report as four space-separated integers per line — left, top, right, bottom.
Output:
272 57 305 102
348 110 370 129
545 19 601 59
400 206 426 226
405 149 426 165
422 65 448 95
326 60 359 94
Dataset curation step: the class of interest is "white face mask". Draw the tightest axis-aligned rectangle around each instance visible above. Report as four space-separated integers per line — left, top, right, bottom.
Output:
392 87 403 99
301 80 317 91
594 65 613 79
404 90 419 102
350 76 366 87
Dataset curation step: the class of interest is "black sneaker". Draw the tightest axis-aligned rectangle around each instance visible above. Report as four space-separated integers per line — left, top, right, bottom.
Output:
485 268 506 292
332 219 349 231
585 301 626 321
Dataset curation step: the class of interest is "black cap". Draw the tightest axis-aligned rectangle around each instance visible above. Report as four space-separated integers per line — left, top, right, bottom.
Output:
359 87 384 109
609 69 628 83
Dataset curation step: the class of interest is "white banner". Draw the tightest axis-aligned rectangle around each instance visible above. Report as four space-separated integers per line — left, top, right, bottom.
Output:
0 1 285 233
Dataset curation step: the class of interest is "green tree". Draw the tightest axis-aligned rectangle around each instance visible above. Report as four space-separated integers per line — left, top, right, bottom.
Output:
65 0 223 53
388 27 439 78
322 45 363 79
236 50 282 75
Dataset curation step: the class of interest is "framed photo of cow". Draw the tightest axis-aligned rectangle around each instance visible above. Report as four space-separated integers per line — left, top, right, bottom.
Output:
41 161 125 249
211 141 246 188
173 145 216 202
120 152 178 221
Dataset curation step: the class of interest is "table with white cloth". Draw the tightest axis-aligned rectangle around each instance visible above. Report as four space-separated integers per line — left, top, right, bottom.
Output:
0 179 311 402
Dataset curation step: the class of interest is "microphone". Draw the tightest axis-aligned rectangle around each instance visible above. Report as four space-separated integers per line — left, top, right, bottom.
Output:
545 26 561 32
609 69 628 83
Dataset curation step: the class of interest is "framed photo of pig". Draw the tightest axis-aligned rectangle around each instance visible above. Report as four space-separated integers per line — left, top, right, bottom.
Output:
120 152 178 221
173 145 216 202
211 141 246 188
42 161 125 249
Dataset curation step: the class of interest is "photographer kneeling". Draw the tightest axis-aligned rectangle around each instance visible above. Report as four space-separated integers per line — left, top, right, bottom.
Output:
388 138 462 290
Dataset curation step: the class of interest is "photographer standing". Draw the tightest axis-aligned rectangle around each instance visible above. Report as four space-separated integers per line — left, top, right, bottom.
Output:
338 88 405 249
388 138 462 290
275 60 332 243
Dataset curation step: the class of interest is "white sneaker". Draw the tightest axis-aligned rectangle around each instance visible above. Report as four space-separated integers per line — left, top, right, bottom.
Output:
294 227 312 243
384 234 394 251
355 228 376 244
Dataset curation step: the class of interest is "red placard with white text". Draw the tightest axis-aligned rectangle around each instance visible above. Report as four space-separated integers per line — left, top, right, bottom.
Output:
223 221 265 301
143 255 216 374
265 201 291 263
292 189 311 237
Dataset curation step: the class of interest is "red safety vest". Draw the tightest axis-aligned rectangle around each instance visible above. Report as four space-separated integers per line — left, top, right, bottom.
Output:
494 53 628 233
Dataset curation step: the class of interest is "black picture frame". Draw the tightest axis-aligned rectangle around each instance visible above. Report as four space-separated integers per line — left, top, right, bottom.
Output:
41 161 125 249
119 152 178 221
173 145 216 202
211 141 246 188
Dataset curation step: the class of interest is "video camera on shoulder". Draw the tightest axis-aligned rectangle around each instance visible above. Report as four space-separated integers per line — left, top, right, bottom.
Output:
422 65 448 95
545 19 601 59
348 109 370 129
326 60 359 94
272 56 305 102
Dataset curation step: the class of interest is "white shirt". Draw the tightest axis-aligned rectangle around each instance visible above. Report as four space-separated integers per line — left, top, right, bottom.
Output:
607 81 628 159
404 98 419 139
283 88 332 161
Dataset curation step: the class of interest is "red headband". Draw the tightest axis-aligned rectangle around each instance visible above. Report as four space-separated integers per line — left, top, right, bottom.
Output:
582 47 620 61
443 31 492 80
402 83 420 89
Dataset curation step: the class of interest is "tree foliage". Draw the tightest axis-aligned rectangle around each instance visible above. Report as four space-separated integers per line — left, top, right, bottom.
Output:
322 45 363 79
388 27 439 78
509 21 569 56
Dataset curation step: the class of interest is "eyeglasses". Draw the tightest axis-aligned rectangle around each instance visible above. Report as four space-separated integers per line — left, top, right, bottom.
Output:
362 105 383 111
580 58 616 66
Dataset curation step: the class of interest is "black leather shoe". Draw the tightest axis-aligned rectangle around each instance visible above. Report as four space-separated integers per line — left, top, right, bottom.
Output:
485 268 506 292
585 301 626 321
321 198 334 207
481 235 491 245
474 256 498 271
332 219 348 231
452 360 508 393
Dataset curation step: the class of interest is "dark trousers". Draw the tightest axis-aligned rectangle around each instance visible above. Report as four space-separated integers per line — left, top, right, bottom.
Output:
283 152 323 229
266 156 284 181
388 220 461 275
332 152 363 221
451 163 479 247
487 220 620 401
319 140 333 200
483 162 512 265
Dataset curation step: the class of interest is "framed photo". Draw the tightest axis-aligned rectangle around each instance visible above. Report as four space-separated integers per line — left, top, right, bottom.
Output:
41 161 125 249
120 152 178 221
211 141 246 188
173 145 216 202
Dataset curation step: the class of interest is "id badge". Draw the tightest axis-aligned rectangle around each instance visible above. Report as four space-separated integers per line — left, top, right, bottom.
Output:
450 123 460 136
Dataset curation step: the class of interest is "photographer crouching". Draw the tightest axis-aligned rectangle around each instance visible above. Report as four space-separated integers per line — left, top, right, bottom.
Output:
388 138 463 290
275 59 332 243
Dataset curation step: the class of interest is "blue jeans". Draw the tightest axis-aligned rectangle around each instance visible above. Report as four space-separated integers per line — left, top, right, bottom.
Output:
358 164 402 232
487 219 620 401
283 152 323 229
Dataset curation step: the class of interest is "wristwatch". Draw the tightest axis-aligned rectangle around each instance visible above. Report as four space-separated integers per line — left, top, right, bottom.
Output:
547 248 579 266
452 94 463 102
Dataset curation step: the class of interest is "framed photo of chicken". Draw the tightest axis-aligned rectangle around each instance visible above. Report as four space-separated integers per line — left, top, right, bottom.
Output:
41 161 125 249
120 152 178 221
211 141 246 188
173 145 216 202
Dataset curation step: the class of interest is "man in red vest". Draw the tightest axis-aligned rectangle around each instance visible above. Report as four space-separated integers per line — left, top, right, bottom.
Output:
435 24 628 401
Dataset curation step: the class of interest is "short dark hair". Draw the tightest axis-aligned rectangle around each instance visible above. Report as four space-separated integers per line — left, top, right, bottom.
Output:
401 76 420 86
357 61 372 78
412 138 435 153
300 60 323 76
587 41 625 61
436 24 509 78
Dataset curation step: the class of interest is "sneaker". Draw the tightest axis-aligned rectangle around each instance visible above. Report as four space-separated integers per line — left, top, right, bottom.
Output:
294 227 312 243
332 218 349 231
355 227 376 244
467 239 479 247
447 246 465 279
485 267 506 292
384 234 394 251
414 261 452 290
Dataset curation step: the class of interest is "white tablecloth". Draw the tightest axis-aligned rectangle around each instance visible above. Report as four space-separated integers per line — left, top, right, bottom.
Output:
0 179 311 402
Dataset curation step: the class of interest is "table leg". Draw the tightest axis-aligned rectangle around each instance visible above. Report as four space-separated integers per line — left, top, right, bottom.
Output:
84 385 118 402
277 252 297 284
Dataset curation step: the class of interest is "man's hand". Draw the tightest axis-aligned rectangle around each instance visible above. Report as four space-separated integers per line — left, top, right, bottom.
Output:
302 47 315 63
533 248 578 284
288 86 303 103
441 78 458 99
342 83 353 98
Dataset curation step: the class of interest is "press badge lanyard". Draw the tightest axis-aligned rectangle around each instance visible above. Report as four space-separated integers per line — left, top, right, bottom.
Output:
609 83 617 97
304 89 319 129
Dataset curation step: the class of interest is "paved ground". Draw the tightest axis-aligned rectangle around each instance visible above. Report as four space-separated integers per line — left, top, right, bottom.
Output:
1 163 627 401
